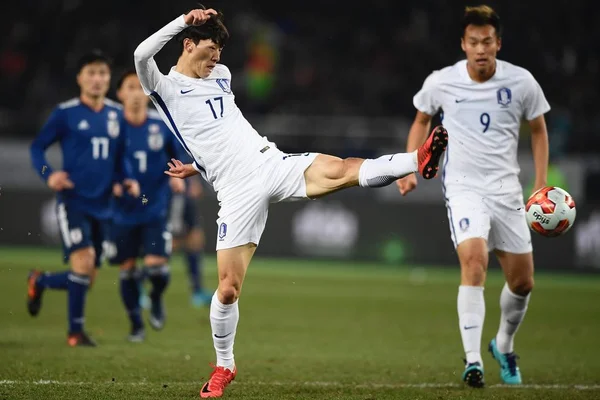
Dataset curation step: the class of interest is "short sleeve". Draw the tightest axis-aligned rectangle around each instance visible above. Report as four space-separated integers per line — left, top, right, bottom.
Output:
522 72 551 121
413 71 442 116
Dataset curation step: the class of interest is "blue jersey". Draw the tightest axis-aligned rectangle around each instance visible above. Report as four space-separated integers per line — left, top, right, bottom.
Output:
30 98 132 220
113 110 182 225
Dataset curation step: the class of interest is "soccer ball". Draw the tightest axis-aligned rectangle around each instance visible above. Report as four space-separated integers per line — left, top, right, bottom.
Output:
525 186 576 237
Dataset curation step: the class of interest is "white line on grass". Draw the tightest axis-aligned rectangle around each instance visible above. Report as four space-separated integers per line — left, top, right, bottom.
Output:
0 380 599 390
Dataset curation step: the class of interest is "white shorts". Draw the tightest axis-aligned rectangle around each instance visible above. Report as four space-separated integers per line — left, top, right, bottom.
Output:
445 193 532 254
215 151 319 250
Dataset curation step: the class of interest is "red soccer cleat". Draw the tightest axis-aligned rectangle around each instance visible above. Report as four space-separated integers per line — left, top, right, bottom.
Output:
67 332 97 347
27 270 44 317
417 125 448 179
200 364 237 398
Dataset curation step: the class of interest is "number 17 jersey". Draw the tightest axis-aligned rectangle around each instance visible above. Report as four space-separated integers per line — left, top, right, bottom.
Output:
413 59 550 200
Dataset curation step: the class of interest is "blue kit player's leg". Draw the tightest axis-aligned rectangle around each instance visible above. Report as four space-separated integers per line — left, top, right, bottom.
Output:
183 195 211 307
27 203 74 315
142 217 172 330
27 202 97 346
111 223 145 342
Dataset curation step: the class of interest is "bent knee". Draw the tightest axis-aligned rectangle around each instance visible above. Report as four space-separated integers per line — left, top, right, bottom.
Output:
70 247 96 275
508 277 534 296
460 254 488 285
119 259 137 271
217 282 241 304
144 255 168 267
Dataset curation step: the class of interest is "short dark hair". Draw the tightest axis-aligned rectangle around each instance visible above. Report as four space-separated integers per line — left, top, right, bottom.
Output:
461 5 502 38
76 49 112 73
116 69 137 90
175 5 229 49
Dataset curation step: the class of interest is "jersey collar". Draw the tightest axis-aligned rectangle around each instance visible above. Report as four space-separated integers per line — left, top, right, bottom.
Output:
168 67 204 84
459 59 504 83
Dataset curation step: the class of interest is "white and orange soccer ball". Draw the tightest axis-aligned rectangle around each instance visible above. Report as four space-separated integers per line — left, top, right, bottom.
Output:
525 186 576 237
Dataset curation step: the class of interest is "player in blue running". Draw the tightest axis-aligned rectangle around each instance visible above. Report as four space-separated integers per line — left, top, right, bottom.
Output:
28 50 140 347
110 69 186 341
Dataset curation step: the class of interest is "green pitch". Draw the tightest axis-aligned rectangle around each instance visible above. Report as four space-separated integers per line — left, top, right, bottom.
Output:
1 247 599 399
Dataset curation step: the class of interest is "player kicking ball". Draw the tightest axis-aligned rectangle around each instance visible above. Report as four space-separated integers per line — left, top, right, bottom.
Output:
134 7 447 398
397 5 550 388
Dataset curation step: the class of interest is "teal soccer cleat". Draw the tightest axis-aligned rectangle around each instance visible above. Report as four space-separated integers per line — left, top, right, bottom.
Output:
489 338 522 384
192 290 213 308
462 361 485 388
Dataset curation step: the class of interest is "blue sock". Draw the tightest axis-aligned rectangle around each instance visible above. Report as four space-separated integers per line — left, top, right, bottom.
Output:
37 270 69 290
67 272 90 334
186 251 202 292
119 269 143 330
146 265 170 301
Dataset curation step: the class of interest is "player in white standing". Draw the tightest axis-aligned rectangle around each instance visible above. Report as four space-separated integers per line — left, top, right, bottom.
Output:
134 7 448 398
397 5 550 388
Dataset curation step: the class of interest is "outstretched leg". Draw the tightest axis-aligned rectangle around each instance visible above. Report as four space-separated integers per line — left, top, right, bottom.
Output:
304 126 447 198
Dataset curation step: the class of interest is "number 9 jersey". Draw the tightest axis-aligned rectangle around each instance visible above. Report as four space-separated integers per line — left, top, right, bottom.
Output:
413 59 550 200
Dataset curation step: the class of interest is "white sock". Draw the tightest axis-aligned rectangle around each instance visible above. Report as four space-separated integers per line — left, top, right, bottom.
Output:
457 285 485 365
496 283 530 354
210 291 239 370
358 151 418 188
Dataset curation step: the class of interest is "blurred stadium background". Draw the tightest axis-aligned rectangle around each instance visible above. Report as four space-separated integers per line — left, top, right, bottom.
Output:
1 1 599 399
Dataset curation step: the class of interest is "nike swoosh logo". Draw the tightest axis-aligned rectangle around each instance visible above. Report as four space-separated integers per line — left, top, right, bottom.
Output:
463 325 479 330
506 319 519 325
214 332 233 339
455 99 467 103
180 89 195 94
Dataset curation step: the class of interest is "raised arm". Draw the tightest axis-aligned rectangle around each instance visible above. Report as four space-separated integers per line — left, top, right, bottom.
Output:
133 15 187 94
133 9 218 94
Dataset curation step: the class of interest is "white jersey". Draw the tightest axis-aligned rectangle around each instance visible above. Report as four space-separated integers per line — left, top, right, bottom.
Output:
413 59 550 200
134 15 277 192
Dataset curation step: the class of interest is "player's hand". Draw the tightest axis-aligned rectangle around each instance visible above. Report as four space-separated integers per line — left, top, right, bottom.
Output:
184 8 217 26
123 179 140 198
47 171 74 192
531 181 547 196
169 177 186 193
112 183 123 197
396 173 418 196
165 158 199 179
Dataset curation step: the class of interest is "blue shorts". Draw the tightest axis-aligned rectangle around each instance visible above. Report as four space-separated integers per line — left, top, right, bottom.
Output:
56 202 110 268
109 217 172 264
169 194 202 236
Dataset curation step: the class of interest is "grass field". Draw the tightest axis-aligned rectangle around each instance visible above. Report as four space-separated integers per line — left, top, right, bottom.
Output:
1 246 599 399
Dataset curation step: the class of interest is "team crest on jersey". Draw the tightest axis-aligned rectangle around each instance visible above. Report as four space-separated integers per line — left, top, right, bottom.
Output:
107 119 120 138
108 110 118 120
216 79 231 94
497 87 512 107
459 217 470 231
218 223 228 240
148 126 164 151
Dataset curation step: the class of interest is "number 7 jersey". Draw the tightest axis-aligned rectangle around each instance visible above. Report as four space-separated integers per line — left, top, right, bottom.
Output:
413 59 550 199
134 16 277 193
